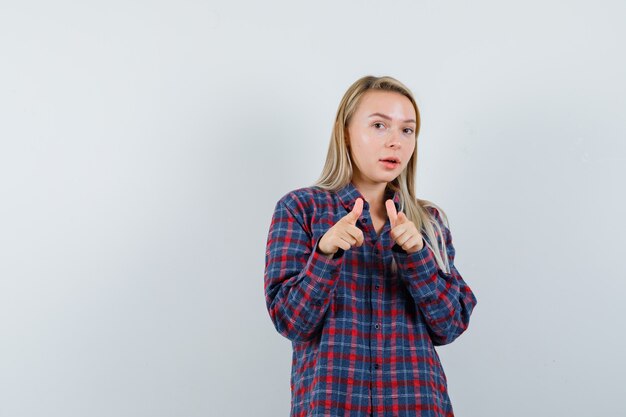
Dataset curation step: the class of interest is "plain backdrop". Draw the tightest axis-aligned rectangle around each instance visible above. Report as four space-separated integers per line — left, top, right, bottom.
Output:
1 1 625 416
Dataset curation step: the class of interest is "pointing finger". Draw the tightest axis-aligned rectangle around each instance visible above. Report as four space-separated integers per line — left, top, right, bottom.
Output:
345 197 364 224
385 199 397 228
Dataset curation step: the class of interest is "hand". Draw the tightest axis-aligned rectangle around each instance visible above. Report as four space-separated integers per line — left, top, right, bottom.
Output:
385 199 424 253
318 198 365 257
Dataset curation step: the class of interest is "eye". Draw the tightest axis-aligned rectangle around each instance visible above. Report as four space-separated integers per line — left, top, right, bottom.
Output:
373 122 385 129
403 127 414 135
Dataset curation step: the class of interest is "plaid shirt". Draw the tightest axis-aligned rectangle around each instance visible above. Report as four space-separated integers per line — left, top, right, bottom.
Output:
264 182 478 417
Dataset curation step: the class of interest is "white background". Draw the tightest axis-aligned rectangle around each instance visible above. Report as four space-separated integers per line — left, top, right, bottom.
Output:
1 1 625 416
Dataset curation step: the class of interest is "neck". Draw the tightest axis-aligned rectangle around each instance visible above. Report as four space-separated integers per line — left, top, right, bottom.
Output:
352 177 389 213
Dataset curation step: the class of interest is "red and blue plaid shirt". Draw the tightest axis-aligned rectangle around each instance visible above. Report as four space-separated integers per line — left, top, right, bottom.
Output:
264 182 478 417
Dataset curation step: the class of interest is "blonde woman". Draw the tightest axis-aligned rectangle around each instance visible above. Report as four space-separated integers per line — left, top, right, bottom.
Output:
264 75 478 417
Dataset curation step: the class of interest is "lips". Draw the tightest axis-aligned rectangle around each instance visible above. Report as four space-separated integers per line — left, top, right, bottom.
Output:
379 157 400 164
379 157 400 169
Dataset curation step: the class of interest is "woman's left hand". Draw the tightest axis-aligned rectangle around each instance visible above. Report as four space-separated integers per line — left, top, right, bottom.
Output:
385 199 424 253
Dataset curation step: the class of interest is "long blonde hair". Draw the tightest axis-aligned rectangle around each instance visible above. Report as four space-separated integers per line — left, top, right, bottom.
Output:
314 75 451 273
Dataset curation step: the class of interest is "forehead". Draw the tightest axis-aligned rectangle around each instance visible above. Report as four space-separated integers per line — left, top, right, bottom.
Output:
354 90 415 119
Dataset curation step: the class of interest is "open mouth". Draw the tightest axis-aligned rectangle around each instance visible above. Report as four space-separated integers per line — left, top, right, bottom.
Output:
379 157 400 168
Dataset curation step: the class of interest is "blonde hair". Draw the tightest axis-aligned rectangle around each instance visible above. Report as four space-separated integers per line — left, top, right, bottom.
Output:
314 75 451 273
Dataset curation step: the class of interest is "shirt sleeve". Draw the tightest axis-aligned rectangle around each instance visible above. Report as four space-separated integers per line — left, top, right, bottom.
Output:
391 208 478 346
264 197 344 343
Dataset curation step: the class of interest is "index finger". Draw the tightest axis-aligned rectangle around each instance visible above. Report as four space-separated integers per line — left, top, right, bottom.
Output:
344 197 364 224
385 199 398 228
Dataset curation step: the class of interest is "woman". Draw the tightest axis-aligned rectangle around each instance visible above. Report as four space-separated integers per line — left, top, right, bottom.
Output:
264 75 478 417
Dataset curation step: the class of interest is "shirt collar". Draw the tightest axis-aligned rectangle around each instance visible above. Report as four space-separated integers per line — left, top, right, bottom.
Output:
336 182 401 213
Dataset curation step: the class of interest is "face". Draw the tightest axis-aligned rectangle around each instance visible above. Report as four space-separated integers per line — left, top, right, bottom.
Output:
346 90 417 188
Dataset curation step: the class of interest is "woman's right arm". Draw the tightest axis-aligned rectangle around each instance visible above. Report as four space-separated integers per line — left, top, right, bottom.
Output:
263 196 344 343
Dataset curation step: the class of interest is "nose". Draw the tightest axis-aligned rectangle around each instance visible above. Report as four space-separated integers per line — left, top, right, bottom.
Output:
386 129 401 148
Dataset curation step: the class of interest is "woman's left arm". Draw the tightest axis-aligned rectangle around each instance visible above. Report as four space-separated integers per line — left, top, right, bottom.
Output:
391 208 478 346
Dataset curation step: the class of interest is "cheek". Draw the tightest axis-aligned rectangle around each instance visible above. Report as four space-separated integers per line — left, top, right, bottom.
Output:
405 142 416 158
349 143 368 165
351 138 375 157
402 144 416 166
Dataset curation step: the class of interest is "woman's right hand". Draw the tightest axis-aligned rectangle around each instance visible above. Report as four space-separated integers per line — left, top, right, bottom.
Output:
317 198 365 257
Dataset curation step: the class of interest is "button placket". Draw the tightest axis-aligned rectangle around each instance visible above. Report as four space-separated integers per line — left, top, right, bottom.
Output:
369 240 385 386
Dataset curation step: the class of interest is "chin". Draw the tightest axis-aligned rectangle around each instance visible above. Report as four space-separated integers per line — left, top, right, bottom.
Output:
378 175 398 184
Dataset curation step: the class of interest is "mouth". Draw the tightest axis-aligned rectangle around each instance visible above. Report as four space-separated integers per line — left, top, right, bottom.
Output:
379 157 400 168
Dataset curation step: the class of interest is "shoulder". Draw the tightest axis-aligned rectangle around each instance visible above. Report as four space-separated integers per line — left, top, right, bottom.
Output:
418 198 450 229
272 186 336 235
275 185 332 214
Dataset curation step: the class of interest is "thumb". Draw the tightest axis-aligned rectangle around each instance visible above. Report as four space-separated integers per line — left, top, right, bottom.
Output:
345 197 363 224
397 211 408 224
385 199 398 228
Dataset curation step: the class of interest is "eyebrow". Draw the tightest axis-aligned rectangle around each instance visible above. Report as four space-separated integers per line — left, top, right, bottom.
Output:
368 112 416 124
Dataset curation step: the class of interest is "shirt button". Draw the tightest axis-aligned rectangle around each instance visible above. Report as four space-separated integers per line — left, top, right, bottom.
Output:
375 284 380 290
375 324 380 329
362 217 368 223
374 364 380 370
